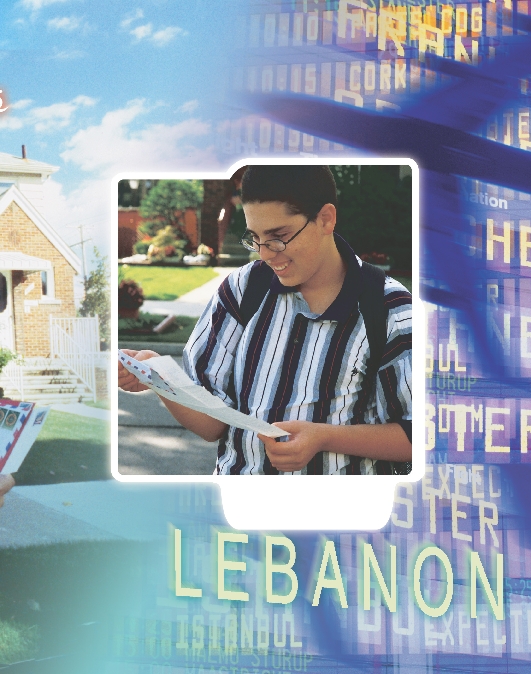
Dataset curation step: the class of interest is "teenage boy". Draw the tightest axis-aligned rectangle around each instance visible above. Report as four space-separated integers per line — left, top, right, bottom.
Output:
119 165 412 475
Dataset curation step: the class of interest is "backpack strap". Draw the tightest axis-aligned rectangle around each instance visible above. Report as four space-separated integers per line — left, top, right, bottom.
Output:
240 258 410 475
240 260 388 364
360 262 411 476
240 261 274 328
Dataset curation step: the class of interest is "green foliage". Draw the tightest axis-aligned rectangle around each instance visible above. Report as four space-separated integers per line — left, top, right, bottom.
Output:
0 347 19 374
118 264 130 284
139 180 203 237
133 240 150 255
227 203 247 237
118 279 144 310
147 225 189 262
0 620 39 664
118 312 198 344
78 248 111 347
331 166 412 270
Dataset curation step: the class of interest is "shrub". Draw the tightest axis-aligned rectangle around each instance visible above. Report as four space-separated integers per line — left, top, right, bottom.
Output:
118 280 144 310
133 240 151 255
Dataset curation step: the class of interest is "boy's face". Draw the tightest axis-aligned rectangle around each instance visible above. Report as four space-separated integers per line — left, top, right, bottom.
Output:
242 201 333 289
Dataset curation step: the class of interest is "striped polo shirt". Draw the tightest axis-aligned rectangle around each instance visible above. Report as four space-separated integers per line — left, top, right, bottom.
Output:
183 235 412 475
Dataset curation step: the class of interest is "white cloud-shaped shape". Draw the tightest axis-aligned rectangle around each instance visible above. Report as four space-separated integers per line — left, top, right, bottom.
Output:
0 94 96 133
21 0 68 10
130 23 153 40
47 16 82 31
152 26 184 46
120 9 144 29
10 99 34 110
50 49 86 60
129 21 185 46
60 99 215 175
39 101 221 260
178 100 199 114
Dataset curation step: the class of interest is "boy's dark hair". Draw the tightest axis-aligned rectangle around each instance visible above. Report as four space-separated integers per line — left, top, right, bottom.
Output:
241 165 337 220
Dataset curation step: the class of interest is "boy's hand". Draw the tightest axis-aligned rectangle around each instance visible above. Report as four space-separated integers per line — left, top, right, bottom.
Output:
258 421 325 472
118 349 161 393
0 474 15 508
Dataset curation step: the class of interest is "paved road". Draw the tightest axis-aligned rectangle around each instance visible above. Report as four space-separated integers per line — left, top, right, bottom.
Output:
118 359 218 476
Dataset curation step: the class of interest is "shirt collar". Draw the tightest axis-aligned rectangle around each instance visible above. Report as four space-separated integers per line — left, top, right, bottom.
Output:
269 233 362 322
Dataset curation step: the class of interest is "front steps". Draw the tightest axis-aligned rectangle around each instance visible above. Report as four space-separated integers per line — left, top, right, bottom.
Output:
0 359 93 404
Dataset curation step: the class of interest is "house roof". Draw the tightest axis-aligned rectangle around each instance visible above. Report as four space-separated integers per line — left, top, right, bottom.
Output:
0 152 59 179
0 185 81 275
0 252 52 271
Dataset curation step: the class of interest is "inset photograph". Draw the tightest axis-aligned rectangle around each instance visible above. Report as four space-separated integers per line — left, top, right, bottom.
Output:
117 163 413 476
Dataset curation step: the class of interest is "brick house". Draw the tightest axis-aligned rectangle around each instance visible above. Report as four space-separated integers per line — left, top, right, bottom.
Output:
0 150 101 402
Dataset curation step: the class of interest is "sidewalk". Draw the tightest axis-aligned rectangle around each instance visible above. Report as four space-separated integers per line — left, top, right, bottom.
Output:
0 481 173 548
118 381 218 476
142 266 237 317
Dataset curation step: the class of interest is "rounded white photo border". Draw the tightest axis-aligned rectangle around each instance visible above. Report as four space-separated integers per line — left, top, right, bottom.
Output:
111 157 424 531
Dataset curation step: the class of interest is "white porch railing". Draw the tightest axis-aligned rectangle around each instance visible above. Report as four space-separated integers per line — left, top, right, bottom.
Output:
0 361 24 399
50 316 100 402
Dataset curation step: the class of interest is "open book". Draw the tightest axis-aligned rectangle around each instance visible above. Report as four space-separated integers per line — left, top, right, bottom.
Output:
118 350 289 439
0 400 50 474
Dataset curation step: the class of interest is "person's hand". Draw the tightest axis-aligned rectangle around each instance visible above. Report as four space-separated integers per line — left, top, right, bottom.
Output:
258 421 326 472
118 349 161 393
0 474 15 508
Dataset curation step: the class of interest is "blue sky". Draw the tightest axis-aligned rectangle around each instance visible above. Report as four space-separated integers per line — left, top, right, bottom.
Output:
0 0 244 261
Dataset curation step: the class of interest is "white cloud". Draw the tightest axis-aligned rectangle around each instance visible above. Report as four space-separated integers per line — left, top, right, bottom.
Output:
31 95 96 132
61 99 217 175
178 99 199 114
41 177 111 260
0 94 96 133
47 16 82 31
130 23 152 41
10 98 33 110
152 26 184 46
0 114 24 130
21 0 69 10
38 102 221 265
120 9 144 29
129 22 185 46
50 49 86 60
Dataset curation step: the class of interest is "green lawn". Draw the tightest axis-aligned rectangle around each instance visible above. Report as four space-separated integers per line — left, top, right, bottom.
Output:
119 265 218 301
118 312 198 344
0 620 39 664
13 411 111 486
84 399 111 410
0 541 145 664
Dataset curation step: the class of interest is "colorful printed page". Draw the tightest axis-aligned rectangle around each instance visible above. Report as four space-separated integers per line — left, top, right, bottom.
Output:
0 400 34 473
118 350 289 439
2 406 50 474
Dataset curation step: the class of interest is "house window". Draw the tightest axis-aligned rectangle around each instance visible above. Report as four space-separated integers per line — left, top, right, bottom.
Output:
41 269 55 298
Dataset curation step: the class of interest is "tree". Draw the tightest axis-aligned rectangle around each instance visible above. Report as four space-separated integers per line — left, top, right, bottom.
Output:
331 165 412 270
139 180 204 238
79 248 110 349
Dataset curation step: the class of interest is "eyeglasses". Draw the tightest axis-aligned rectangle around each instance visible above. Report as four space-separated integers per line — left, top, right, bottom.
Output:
240 217 312 253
